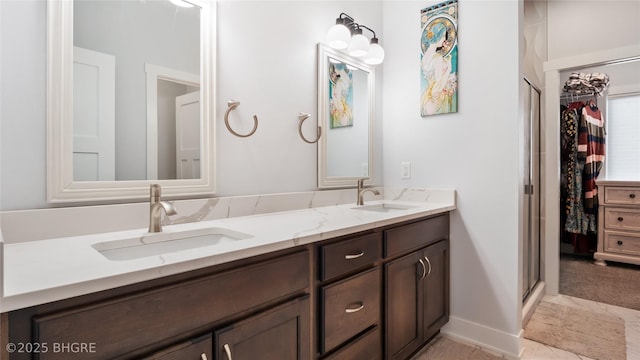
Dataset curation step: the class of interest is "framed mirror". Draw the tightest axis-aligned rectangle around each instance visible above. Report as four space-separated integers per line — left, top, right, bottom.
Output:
317 43 375 188
47 0 216 203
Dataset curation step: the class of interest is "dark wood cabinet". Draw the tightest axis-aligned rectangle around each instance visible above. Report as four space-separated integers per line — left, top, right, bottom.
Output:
4 213 450 360
422 240 450 341
215 296 310 360
384 214 450 360
385 251 423 360
141 333 212 360
6 249 310 360
385 241 449 360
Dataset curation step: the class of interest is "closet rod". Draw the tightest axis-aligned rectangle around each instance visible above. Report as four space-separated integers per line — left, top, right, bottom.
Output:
559 92 599 100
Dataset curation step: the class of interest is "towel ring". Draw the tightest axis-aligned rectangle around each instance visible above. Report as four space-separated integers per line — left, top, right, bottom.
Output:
297 112 321 144
224 100 258 138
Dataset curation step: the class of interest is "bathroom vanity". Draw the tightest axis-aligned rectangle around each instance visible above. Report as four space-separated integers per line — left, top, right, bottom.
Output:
1 197 454 360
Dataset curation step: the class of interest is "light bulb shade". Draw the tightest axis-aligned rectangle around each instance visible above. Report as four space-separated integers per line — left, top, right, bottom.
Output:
327 24 351 49
364 43 385 65
348 31 370 57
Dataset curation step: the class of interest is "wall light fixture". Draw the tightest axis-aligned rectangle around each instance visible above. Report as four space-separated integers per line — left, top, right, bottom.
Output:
326 13 385 65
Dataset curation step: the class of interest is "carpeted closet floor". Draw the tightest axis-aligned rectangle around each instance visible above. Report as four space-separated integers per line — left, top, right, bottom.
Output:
560 254 640 311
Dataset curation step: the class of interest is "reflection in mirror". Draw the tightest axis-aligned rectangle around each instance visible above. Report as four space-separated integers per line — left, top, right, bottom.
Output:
317 43 375 188
73 0 200 181
47 0 216 202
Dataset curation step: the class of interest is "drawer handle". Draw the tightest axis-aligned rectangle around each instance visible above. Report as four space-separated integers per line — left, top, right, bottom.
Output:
618 240 624 245
618 217 624 222
344 251 365 260
631 193 636 199
418 258 427 280
201 354 208 360
345 302 365 313
424 256 432 278
223 344 232 360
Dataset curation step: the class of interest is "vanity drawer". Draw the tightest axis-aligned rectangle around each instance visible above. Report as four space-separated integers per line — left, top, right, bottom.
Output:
604 231 640 256
604 208 640 231
141 333 212 360
321 267 380 354
32 250 309 360
320 232 381 281
384 214 449 258
604 187 640 205
324 326 381 360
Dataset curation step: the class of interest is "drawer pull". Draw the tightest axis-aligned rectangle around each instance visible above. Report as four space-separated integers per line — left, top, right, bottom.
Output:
345 302 365 313
618 217 624 222
618 240 624 245
424 256 432 278
223 344 232 360
344 251 365 260
418 258 427 280
201 354 208 360
631 193 636 199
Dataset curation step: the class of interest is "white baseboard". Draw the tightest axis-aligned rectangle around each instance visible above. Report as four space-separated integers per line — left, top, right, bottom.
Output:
441 316 523 359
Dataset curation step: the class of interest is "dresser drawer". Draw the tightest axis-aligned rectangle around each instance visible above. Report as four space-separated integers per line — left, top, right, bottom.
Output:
604 231 640 256
604 187 640 205
604 208 640 231
320 232 381 281
324 326 381 360
32 250 309 360
384 214 449 258
321 267 381 353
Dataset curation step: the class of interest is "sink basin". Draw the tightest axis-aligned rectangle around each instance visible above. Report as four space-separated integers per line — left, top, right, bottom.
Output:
92 227 253 261
351 203 417 213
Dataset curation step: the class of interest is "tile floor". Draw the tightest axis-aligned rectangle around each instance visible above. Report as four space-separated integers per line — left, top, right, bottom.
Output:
412 294 640 360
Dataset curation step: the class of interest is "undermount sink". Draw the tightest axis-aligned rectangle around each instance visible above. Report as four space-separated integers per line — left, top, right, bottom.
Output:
351 203 417 213
92 227 253 261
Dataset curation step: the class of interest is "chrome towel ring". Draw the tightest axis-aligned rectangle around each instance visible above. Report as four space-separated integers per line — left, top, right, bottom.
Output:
297 112 321 144
224 100 258 138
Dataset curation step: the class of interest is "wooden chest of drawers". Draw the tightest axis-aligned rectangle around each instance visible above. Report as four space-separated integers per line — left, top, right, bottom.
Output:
595 180 640 266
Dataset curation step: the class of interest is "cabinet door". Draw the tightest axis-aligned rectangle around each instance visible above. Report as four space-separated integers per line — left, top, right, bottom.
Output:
215 296 310 360
384 251 423 360
421 240 450 341
142 333 212 360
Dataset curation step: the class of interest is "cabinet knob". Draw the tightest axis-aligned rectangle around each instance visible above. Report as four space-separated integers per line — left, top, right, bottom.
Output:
345 302 365 313
617 217 624 222
201 354 208 360
344 251 365 260
223 344 232 360
631 193 636 199
617 240 624 246
418 259 427 280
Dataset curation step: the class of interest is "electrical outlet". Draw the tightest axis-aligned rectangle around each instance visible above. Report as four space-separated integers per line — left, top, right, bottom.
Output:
401 161 411 179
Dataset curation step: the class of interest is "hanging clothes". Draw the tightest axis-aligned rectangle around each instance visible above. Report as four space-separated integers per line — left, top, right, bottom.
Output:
559 73 609 254
562 102 593 235
580 100 605 215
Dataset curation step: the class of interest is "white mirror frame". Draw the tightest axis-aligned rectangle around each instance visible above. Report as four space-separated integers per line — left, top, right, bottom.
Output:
317 43 375 189
46 0 216 203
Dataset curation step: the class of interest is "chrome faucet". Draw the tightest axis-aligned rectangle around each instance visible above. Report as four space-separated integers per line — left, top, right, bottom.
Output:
357 178 380 206
148 184 177 233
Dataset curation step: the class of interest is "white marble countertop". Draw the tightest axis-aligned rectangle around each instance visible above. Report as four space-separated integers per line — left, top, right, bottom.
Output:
2 196 455 312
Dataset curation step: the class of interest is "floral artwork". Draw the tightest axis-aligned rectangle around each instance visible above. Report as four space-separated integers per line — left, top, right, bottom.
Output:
420 0 458 116
329 61 354 128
